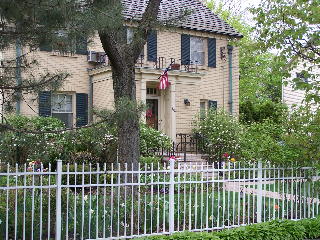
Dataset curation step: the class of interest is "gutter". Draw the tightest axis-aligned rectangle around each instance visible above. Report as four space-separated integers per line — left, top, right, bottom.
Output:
227 45 233 114
89 75 93 123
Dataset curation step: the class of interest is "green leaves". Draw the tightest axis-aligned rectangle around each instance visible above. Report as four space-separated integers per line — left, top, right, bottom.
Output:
252 0 320 101
140 217 320 240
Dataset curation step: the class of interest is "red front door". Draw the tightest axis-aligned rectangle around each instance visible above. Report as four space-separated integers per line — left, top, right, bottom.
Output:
146 99 159 130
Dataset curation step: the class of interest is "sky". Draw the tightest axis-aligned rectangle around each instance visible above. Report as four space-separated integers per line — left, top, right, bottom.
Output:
208 0 262 24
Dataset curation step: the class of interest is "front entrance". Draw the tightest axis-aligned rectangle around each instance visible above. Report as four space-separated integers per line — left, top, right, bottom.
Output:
146 99 159 130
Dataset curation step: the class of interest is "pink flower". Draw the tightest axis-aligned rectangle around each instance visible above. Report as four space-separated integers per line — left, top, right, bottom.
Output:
223 153 229 158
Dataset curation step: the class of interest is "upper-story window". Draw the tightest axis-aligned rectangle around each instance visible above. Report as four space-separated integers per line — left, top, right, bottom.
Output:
190 37 205 65
296 72 309 83
52 94 73 128
39 31 87 55
127 28 134 44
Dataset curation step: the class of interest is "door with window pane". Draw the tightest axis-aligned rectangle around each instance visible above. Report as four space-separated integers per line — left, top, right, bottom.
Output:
146 99 159 130
52 94 73 128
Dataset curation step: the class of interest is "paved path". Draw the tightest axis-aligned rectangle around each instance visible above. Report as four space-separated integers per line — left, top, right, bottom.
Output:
224 180 320 204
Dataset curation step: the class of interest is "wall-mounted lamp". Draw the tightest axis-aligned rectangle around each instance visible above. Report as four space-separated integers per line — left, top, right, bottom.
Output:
184 99 191 106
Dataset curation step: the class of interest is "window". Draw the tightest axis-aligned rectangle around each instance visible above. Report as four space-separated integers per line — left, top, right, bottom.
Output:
296 72 309 83
200 101 206 119
147 88 157 95
190 37 205 65
127 28 134 44
128 28 144 57
52 94 73 128
39 30 87 55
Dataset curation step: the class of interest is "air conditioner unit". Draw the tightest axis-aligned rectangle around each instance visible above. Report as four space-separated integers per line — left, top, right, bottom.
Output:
87 51 97 62
96 52 107 64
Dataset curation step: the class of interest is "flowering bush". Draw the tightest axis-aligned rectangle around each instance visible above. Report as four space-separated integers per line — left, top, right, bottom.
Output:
193 110 243 162
0 115 65 165
0 116 172 165
140 124 172 157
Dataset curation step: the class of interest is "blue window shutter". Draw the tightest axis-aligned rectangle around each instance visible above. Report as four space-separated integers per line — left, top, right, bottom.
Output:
76 37 88 55
76 93 88 127
39 91 52 117
208 100 217 110
181 34 190 65
147 31 157 61
208 38 217 68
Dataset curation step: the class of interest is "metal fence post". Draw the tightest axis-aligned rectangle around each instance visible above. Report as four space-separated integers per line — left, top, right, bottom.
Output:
56 160 62 240
257 160 263 223
169 158 175 233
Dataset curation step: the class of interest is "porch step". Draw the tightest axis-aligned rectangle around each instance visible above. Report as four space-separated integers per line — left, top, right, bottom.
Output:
162 153 206 163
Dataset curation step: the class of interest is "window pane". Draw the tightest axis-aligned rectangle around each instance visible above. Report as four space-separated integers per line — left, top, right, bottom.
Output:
127 28 134 44
52 94 72 113
52 113 73 128
190 37 204 65
65 95 72 112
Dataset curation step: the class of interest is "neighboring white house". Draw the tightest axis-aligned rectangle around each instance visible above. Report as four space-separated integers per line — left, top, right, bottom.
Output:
282 62 320 111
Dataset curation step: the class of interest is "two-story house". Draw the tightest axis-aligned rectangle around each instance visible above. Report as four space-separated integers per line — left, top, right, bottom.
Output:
2 0 242 141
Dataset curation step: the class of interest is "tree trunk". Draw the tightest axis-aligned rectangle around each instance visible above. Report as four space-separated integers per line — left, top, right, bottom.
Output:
112 63 140 170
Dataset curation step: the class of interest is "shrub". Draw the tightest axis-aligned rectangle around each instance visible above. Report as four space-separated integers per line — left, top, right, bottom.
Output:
0 115 65 165
299 217 320 239
240 99 287 124
140 156 161 165
142 232 219 240
138 218 320 240
193 110 243 162
0 116 172 165
140 124 172 157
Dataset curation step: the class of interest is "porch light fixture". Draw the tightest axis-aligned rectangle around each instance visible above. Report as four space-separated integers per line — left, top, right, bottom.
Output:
184 99 191 106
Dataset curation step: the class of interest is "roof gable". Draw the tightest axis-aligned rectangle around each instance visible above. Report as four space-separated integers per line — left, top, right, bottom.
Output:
122 0 242 37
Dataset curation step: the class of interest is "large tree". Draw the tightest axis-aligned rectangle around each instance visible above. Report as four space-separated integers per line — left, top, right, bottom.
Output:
97 0 162 168
252 0 320 103
1 0 163 167
207 0 288 123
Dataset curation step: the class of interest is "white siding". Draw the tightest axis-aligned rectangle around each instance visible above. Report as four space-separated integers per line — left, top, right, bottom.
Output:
282 62 320 111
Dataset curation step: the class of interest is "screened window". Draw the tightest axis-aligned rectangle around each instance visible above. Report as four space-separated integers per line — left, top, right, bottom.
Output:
190 37 205 65
200 101 206 119
52 94 73 128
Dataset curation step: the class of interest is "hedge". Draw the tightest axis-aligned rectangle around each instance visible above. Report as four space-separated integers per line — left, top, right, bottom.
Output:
138 217 320 240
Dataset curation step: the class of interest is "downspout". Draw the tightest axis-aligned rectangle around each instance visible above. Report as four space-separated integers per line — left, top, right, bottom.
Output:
15 39 22 114
89 75 93 123
227 45 233 114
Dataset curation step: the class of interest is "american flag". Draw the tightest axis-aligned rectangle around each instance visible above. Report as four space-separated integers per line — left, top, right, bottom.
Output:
159 68 169 90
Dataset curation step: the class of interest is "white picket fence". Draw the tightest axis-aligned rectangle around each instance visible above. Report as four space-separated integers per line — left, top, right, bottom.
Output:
0 160 319 240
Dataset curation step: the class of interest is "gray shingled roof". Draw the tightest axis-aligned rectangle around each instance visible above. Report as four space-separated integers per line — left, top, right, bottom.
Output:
122 0 242 37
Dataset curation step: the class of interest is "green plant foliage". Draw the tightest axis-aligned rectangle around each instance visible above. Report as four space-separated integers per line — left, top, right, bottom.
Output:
252 0 320 104
140 156 161 165
193 110 243 161
142 231 220 240
140 124 172 157
139 218 320 240
206 0 288 122
299 217 320 239
0 115 65 165
0 116 171 165
240 100 288 124
239 119 296 164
